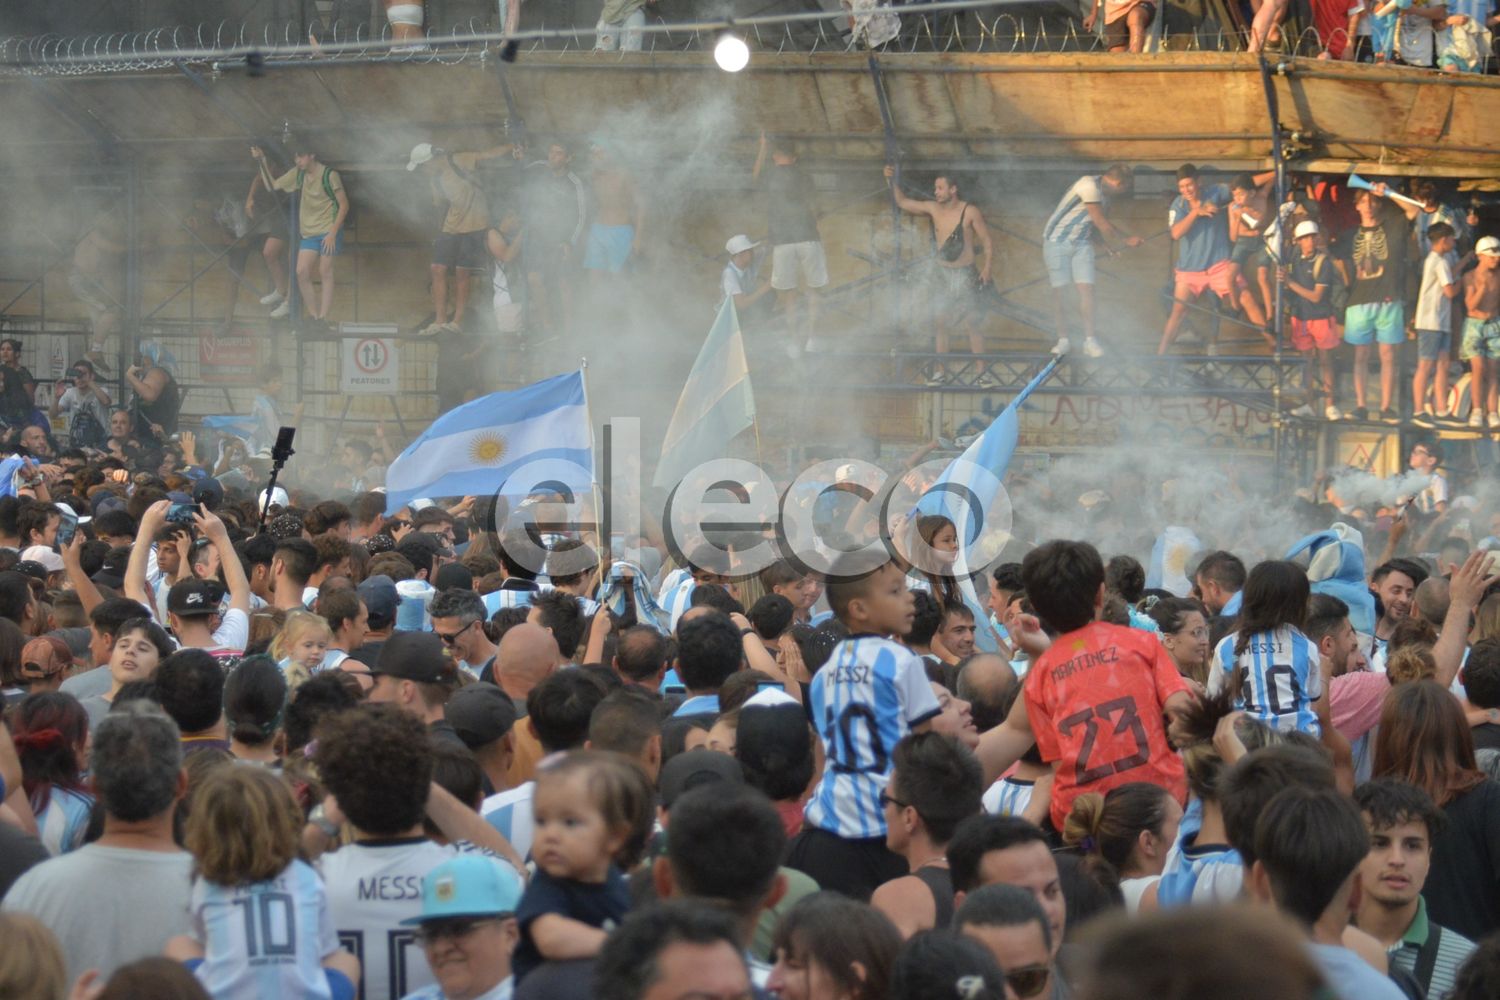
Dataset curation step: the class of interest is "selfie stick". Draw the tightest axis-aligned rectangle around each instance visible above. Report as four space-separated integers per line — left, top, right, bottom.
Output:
258 425 296 533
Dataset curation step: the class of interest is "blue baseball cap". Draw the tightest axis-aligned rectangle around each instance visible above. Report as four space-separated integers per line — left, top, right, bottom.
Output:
400 855 523 925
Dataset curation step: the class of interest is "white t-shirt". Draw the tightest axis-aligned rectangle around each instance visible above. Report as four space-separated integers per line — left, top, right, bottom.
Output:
191 860 340 1000
1415 250 1456 332
319 838 456 1000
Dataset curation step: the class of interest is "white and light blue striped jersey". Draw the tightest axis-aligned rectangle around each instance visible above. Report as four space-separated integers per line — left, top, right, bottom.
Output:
191 859 339 1000
1042 175 1105 245
804 636 943 839
661 576 697 633
1156 799 1244 907
1209 626 1323 735
982 777 1034 818
481 584 541 618
656 567 691 607
480 782 535 863
321 838 460 1000
35 787 93 856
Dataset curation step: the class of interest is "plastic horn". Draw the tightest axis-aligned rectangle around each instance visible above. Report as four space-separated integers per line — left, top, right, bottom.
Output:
1348 172 1427 212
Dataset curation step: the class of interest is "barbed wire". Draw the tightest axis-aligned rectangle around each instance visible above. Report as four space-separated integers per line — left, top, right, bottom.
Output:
0 6 1330 78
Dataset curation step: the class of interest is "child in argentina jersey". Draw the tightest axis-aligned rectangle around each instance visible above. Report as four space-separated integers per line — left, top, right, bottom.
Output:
1155 798 1244 907
1207 561 1329 737
170 767 358 1000
1209 625 1323 734
804 633 941 837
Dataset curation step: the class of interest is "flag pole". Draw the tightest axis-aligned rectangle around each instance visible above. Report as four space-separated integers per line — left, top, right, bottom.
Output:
579 357 607 575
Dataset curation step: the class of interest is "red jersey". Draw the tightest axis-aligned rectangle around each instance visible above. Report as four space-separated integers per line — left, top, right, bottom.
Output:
1025 621 1189 829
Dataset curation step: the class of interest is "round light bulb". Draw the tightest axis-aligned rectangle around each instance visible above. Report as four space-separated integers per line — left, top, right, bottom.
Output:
714 33 750 73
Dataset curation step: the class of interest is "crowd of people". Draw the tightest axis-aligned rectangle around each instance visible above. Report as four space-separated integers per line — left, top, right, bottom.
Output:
1 413 1500 1000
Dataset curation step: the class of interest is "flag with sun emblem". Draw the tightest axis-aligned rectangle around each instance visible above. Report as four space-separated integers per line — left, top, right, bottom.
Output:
384 371 593 513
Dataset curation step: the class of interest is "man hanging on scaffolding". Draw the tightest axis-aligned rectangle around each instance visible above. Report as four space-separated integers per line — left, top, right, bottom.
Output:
884 164 994 386
251 139 350 332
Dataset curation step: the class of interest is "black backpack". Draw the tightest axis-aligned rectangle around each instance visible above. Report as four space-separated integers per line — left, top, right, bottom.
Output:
69 404 107 450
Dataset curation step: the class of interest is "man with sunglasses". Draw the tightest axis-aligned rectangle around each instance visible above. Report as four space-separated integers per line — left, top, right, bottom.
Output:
399 855 523 1000
955 883 1056 1000
431 589 498 680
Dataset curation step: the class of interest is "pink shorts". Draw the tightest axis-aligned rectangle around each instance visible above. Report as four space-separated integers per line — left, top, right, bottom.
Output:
1290 316 1341 352
1174 259 1239 299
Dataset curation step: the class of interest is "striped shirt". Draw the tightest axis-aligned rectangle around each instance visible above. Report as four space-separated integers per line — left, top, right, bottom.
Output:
35 787 93 856
481 782 535 862
660 576 697 633
1210 626 1324 735
1386 897 1476 1000
191 860 339 1000
1043 175 1106 245
1157 802 1244 906
804 636 942 839
482 583 541 617
982 777 1035 818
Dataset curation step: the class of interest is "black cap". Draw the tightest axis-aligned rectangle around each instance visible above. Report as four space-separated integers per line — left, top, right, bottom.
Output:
372 631 453 684
446 683 518 749
191 476 225 511
168 578 225 617
658 747 744 810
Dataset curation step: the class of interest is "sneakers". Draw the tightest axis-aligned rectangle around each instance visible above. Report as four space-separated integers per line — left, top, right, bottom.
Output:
1489 411 1500 430
1082 337 1104 359
418 321 449 337
975 372 999 389
1469 410 1484 428
1050 338 1072 356
1290 403 1315 418
259 290 285 306
1324 404 1343 421
1379 408 1400 424
1350 406 1369 422
923 366 949 387
269 300 290 319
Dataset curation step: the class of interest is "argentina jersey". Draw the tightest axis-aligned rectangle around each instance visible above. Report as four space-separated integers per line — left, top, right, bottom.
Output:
660 576 697 632
1157 802 1244 907
482 585 540 618
36 787 93 855
803 636 942 839
191 860 340 1000
1210 626 1323 735
1043 175 1103 245
320 839 456 1000
982 777 1034 818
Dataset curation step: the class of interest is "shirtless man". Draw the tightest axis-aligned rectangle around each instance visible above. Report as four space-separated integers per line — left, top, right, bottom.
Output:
885 164 994 385
583 143 644 281
68 209 126 372
1460 236 1500 428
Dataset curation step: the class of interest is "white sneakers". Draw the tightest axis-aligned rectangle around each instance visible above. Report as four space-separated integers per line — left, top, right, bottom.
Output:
1324 405 1343 421
1082 337 1104 358
269 301 290 319
1050 338 1071 355
259 290 285 306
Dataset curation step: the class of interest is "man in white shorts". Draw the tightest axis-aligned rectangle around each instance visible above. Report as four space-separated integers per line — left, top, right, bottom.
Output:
753 132 828 352
1041 164 1143 358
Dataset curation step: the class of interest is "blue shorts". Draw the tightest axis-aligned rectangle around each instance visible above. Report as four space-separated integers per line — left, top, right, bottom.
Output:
1461 316 1500 361
1416 329 1450 361
299 231 344 256
1344 301 1404 346
1043 240 1095 288
183 960 354 1000
583 223 634 272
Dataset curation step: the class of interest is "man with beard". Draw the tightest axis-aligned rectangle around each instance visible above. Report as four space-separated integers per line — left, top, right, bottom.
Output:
1370 559 1425 662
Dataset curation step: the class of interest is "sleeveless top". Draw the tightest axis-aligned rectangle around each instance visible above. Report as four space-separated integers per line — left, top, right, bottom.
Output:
914 864 955 929
133 369 181 438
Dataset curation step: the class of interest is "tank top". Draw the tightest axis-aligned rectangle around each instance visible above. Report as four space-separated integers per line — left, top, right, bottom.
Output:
914 864 955 929
133 370 181 438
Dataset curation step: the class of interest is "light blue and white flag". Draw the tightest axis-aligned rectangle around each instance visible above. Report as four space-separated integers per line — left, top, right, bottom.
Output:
384 371 593 514
913 357 1061 652
200 414 257 441
653 297 756 489
1147 526 1202 598
0 455 29 498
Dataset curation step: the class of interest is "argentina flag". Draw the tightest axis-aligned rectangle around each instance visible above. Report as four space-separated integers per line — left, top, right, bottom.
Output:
912 357 1061 652
384 371 593 514
653 297 756 489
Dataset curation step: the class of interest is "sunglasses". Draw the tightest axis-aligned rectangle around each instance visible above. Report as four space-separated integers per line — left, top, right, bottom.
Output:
435 620 476 645
878 792 908 810
1005 965 1050 999
415 916 504 946
389 520 411 531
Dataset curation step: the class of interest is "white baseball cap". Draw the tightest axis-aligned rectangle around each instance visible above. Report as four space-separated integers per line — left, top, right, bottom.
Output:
20 546 64 573
406 143 436 171
725 234 761 256
258 486 289 510
1294 220 1320 239
1478 236 1500 257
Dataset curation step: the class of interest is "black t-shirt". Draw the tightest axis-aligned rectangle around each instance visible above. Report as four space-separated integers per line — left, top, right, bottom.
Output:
1471 723 1500 752
513 867 632 984
1288 252 1338 321
1423 779 1500 941
766 163 820 246
0 821 50 899
346 639 386 667
1347 207 1407 307
0 364 35 423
